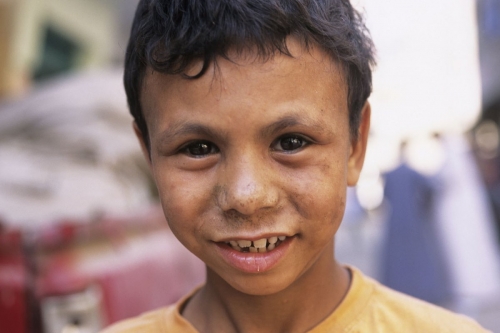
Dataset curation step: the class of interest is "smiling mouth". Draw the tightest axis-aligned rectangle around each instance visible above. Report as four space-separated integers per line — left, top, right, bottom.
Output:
224 236 287 253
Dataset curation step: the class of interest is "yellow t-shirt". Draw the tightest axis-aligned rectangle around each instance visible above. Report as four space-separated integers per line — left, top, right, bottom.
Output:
101 267 489 332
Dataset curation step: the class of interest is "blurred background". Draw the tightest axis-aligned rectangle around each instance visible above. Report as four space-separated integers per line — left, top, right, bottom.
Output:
0 0 500 332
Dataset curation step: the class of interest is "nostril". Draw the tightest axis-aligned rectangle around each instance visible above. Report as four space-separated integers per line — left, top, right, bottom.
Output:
223 209 252 222
227 189 278 215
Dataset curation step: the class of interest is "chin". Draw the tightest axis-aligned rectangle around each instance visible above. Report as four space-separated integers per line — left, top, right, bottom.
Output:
220 270 299 296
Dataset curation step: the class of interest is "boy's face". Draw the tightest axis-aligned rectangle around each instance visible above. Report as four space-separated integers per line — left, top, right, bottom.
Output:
139 39 369 296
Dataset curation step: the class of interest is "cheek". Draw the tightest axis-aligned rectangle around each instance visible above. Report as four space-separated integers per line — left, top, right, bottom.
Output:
285 160 348 224
153 169 210 235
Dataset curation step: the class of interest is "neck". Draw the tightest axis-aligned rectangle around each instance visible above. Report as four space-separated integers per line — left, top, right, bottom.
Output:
183 244 350 333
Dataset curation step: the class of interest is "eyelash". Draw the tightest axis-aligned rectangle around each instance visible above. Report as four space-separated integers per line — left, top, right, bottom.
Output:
178 134 311 158
179 140 220 157
271 134 311 153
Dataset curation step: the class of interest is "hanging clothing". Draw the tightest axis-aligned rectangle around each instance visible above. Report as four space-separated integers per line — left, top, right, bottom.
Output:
435 135 500 312
381 163 452 305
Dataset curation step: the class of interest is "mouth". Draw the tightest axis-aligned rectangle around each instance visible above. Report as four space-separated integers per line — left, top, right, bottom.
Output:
215 235 294 273
224 236 287 253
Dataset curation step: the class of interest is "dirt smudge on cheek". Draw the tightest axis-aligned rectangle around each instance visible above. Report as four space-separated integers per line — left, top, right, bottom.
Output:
290 163 347 231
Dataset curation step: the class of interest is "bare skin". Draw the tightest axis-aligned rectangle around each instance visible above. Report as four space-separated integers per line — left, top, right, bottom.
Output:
184 243 350 333
137 38 370 333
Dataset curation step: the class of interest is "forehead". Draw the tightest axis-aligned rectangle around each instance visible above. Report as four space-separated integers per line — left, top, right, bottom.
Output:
140 39 348 132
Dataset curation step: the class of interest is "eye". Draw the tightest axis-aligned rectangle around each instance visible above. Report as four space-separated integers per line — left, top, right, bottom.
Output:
181 140 219 157
271 135 309 152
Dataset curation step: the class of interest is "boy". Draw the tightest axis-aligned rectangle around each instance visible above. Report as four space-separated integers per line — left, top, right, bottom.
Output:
104 0 489 331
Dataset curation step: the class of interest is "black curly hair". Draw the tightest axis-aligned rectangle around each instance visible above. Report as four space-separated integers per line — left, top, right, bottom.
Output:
124 0 375 150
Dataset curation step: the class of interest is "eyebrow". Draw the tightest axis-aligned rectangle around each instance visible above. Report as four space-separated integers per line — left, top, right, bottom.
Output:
156 121 227 146
260 114 327 138
156 112 328 146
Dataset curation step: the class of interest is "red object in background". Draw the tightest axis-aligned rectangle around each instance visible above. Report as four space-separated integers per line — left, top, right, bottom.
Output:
0 207 205 333
0 229 27 333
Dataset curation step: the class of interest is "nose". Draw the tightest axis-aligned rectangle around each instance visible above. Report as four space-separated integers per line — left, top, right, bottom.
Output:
216 153 279 217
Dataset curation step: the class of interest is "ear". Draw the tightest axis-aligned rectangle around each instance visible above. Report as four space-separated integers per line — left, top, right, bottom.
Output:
347 102 371 186
133 121 153 169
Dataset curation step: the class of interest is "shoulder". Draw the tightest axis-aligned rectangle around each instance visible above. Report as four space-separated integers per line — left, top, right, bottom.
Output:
312 268 489 332
364 274 489 332
99 306 174 333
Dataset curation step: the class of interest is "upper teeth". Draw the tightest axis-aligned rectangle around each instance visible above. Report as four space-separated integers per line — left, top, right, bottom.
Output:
237 240 252 248
252 238 267 249
226 236 287 252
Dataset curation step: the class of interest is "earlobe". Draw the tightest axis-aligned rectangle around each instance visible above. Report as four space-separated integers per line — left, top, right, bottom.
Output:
347 102 371 186
133 121 153 169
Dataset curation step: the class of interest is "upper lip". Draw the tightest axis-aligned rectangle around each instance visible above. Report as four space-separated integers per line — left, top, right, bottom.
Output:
215 233 294 242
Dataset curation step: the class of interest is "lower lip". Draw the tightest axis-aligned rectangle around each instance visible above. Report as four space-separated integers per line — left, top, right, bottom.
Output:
215 238 293 274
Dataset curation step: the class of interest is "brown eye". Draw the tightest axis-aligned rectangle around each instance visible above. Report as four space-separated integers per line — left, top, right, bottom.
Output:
272 135 309 152
183 141 219 157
